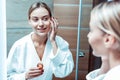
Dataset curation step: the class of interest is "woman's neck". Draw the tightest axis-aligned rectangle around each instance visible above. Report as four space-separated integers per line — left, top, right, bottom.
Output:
98 56 110 75
109 51 120 69
31 33 47 46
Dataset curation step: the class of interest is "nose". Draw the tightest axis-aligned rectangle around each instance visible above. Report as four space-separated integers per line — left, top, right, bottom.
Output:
38 19 43 26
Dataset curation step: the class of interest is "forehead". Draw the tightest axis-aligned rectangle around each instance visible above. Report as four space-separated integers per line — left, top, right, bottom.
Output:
30 7 49 17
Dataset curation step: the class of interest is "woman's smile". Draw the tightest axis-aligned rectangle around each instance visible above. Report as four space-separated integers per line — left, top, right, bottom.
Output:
37 27 47 32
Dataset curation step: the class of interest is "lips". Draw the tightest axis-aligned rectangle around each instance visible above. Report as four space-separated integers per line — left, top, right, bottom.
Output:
37 27 47 32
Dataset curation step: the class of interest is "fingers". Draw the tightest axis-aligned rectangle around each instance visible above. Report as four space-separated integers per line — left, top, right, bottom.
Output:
49 17 58 42
29 69 44 75
25 67 44 79
51 17 58 32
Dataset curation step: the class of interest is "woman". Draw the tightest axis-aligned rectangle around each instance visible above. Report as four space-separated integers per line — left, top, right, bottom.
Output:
7 2 74 80
86 1 120 80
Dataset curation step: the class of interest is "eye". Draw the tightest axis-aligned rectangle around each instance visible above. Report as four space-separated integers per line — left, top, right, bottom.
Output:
32 17 39 22
42 17 49 21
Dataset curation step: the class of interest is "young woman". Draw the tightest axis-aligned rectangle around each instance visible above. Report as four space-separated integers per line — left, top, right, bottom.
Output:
7 2 74 80
86 1 120 80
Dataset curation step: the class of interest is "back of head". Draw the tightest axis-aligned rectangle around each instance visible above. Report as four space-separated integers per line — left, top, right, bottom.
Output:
91 1 120 42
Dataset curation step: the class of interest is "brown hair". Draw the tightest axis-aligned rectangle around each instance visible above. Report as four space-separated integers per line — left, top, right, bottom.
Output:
28 2 52 19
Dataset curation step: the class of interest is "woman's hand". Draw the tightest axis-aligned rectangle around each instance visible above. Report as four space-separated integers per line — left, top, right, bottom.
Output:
49 17 58 42
49 17 58 55
25 64 44 79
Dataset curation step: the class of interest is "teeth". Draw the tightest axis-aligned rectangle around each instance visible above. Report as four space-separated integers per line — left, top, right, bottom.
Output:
38 28 46 30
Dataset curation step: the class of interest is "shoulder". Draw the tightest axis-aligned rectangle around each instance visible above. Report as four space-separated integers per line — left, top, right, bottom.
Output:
86 69 100 80
55 35 68 43
54 35 70 49
86 69 105 80
55 35 65 41
55 35 69 47
12 33 31 47
103 65 120 80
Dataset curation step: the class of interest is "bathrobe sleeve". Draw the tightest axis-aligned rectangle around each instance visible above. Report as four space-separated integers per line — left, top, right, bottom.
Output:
7 41 26 80
49 36 74 78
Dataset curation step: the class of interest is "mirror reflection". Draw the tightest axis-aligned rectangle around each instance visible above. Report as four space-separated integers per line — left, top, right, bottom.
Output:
7 0 93 80
7 0 74 80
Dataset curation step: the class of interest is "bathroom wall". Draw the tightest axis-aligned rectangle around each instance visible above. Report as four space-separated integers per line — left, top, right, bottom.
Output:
53 0 92 80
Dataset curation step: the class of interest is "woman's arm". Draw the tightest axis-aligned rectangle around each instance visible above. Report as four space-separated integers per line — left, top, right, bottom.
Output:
7 43 26 80
49 36 74 78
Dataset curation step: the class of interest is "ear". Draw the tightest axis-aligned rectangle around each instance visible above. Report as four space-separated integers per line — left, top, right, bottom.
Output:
104 34 116 48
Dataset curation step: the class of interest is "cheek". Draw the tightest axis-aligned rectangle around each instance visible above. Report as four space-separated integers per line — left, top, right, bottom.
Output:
46 26 51 32
29 21 37 28
89 35 106 56
88 36 96 47
88 36 99 56
45 21 51 29
87 33 96 46
88 33 101 49
88 31 103 47
46 21 51 26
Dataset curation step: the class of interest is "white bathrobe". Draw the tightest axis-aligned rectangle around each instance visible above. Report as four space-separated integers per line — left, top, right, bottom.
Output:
7 32 74 80
86 65 120 80
86 69 105 80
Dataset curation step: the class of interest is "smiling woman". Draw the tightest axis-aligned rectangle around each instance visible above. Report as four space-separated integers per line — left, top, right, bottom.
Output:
7 1 74 80
6 0 53 54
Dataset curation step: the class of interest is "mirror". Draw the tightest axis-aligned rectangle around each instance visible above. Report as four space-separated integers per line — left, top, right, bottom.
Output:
6 0 93 80
6 0 53 54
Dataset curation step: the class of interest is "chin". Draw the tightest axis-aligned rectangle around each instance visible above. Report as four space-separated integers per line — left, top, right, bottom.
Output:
92 51 101 57
33 30 49 36
37 32 47 36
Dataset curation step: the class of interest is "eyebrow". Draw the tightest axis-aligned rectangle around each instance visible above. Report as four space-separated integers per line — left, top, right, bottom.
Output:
31 15 50 18
42 15 50 18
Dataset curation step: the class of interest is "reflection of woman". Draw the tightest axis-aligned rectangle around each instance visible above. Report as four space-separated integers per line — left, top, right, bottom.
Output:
86 1 120 80
7 2 74 80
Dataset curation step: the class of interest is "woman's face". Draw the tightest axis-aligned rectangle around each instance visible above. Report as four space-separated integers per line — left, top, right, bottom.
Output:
29 7 51 36
87 18 107 57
